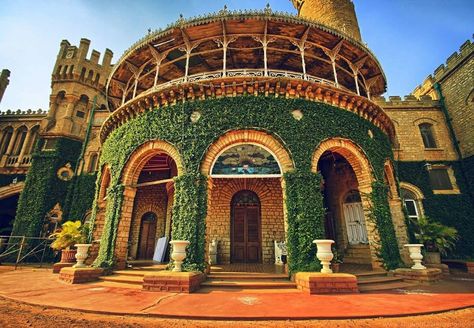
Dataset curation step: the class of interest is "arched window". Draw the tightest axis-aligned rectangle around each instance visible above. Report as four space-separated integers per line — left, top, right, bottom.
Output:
419 123 437 149
211 144 281 177
401 188 421 220
12 126 28 156
0 127 13 155
80 67 86 81
88 153 98 173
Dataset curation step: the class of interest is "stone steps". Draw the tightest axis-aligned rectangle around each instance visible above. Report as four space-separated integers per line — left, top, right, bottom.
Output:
201 279 297 289
205 270 296 290
98 274 143 285
355 271 417 292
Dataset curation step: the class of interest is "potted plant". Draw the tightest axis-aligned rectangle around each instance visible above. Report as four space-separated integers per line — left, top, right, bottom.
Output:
411 216 458 264
49 220 86 263
332 246 344 273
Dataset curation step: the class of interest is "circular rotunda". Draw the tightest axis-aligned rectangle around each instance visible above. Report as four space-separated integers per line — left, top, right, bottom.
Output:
91 0 407 272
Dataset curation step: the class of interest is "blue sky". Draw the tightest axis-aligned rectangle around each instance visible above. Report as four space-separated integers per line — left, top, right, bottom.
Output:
0 0 472 111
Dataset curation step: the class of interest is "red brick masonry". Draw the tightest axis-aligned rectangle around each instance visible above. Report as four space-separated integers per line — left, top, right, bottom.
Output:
142 271 205 293
392 268 442 283
59 267 104 284
295 272 359 294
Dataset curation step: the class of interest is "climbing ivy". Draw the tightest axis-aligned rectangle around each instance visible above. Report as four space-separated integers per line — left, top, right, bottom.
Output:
12 138 82 237
367 181 403 269
284 170 325 273
94 96 399 271
396 161 474 258
171 173 207 271
63 173 97 222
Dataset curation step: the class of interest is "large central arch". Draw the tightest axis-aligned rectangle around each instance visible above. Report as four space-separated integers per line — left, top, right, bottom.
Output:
201 130 294 265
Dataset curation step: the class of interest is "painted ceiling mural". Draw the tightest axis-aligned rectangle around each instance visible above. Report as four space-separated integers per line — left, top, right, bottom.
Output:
211 144 281 176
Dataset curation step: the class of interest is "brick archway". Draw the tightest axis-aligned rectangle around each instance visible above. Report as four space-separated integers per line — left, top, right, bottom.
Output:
111 140 184 269
311 138 383 269
200 130 294 176
121 140 184 186
311 138 375 193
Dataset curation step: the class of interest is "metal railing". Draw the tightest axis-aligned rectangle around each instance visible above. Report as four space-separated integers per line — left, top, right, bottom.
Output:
0 235 55 269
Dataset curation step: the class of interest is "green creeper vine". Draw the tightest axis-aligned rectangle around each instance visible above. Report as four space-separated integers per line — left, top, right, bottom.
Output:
284 170 325 273
13 137 82 237
367 181 403 270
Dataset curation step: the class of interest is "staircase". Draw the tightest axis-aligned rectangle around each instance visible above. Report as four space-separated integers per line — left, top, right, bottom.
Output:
343 244 373 264
356 271 416 292
97 264 167 289
202 268 297 291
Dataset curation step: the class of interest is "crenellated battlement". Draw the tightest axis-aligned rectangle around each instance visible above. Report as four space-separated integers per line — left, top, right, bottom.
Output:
373 95 440 109
52 38 113 91
412 38 473 98
0 109 48 116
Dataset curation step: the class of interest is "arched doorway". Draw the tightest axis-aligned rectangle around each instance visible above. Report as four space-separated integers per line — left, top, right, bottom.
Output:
317 149 372 265
137 212 158 260
231 190 261 263
129 153 177 261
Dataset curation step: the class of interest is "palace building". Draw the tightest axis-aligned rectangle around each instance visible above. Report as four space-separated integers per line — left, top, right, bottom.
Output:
0 1 473 276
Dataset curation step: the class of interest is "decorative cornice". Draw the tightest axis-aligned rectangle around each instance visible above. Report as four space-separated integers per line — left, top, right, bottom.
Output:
100 75 395 144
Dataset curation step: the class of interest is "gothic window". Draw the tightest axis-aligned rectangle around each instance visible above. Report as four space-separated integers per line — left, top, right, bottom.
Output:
211 144 281 177
419 123 437 149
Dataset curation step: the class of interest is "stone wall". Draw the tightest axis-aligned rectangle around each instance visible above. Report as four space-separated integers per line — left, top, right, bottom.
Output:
375 96 458 162
206 178 285 264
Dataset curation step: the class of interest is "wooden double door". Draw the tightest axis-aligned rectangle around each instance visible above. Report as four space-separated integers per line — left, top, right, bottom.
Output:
231 190 261 263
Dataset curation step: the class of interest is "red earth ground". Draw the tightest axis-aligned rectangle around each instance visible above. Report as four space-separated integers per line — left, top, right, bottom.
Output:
0 297 473 328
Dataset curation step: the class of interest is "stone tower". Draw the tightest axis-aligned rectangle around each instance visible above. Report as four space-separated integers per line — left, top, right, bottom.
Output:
291 0 362 42
0 69 10 104
40 39 113 140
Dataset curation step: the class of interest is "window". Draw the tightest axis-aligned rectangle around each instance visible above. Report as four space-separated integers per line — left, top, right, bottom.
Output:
76 110 85 118
401 188 420 220
211 144 281 177
419 123 437 148
88 153 98 173
429 168 453 190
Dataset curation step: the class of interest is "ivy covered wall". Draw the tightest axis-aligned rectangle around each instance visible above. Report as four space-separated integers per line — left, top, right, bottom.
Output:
12 138 82 237
94 96 401 270
63 173 97 222
397 161 474 258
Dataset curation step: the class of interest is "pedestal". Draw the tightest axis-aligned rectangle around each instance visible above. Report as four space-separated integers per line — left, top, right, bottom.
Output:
294 272 359 294
59 267 104 284
142 271 205 293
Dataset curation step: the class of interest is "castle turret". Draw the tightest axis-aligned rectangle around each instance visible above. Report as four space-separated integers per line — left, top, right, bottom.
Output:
42 38 114 140
291 0 362 42
0 69 11 104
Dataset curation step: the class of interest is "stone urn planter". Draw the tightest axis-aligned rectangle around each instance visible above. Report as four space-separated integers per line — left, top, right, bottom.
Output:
170 240 190 272
60 248 77 263
73 244 92 268
404 244 426 270
313 239 335 273
424 251 441 264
